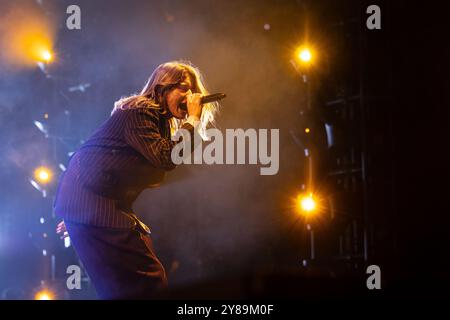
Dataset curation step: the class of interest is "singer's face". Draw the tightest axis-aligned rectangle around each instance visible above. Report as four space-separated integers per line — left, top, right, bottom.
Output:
165 76 194 119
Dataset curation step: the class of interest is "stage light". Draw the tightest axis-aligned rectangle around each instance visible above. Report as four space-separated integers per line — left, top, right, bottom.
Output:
305 128 310 133
296 193 317 216
301 195 315 211
294 46 314 66
22 39 54 64
298 48 312 63
34 166 52 184
40 50 52 62
34 289 54 300
0 4 56 68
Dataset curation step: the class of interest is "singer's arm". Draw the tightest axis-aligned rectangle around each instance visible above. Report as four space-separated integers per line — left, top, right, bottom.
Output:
124 108 197 170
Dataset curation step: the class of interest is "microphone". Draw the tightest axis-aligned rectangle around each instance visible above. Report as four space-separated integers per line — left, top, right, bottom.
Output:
200 93 226 104
179 93 226 111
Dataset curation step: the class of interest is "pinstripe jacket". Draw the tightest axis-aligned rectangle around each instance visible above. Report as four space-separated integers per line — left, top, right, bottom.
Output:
53 106 195 229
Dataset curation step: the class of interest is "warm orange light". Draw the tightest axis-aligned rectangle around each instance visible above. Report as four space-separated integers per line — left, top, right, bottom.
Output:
34 166 52 184
295 46 314 64
0 4 55 67
35 290 54 300
301 196 315 211
296 193 317 216
300 49 311 61
305 128 310 133
40 50 52 62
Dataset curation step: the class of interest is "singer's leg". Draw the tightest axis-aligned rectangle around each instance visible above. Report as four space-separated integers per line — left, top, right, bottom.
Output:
65 220 167 299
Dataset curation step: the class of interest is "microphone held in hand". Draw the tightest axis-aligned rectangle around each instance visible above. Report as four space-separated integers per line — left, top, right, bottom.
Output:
180 93 226 111
200 93 226 104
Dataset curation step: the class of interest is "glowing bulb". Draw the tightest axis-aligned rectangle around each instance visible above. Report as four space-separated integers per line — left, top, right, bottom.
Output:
35 290 53 300
39 171 48 180
34 166 52 184
301 196 315 212
41 50 52 62
298 49 311 62
296 193 317 216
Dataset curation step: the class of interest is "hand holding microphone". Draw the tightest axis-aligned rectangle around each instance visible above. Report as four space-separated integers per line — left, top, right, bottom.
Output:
185 91 203 119
181 92 226 118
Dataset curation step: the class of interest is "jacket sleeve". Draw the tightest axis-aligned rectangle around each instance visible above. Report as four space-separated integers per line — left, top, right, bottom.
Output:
124 108 195 170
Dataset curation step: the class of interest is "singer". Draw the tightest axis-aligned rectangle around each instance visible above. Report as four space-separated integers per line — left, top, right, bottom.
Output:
54 61 218 299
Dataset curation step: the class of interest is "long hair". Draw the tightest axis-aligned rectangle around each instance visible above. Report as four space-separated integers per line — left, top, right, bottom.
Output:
112 61 218 138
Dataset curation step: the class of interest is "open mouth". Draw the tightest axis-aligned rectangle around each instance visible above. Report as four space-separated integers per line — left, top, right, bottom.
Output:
177 105 187 118
178 101 188 117
179 102 187 111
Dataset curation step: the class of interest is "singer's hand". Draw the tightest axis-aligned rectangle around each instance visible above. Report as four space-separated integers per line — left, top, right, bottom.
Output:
186 91 203 119
56 220 69 240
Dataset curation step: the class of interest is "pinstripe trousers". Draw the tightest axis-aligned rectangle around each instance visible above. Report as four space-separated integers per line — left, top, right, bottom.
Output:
65 219 168 299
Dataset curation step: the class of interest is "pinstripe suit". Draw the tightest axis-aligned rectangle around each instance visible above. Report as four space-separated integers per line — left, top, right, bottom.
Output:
54 105 195 229
53 105 197 298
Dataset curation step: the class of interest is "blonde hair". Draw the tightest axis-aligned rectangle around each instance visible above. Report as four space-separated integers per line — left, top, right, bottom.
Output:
112 61 218 138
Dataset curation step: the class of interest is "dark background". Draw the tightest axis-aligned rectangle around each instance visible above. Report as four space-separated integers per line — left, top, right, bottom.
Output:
0 0 448 299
